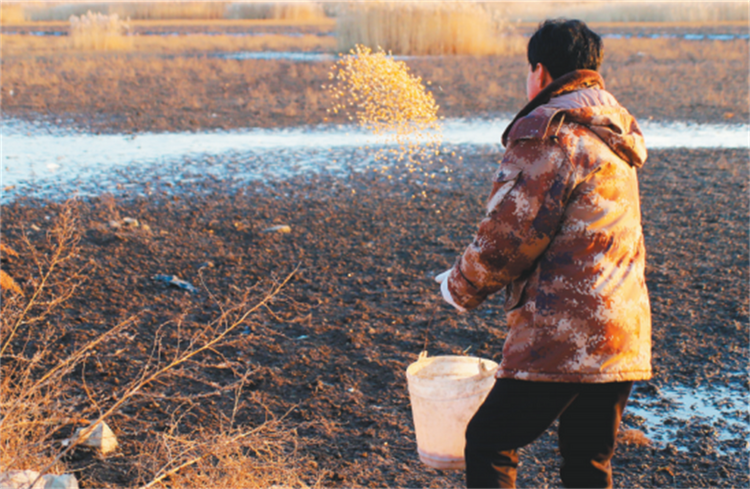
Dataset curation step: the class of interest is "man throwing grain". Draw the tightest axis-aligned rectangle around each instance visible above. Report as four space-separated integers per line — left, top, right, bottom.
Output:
435 19 651 488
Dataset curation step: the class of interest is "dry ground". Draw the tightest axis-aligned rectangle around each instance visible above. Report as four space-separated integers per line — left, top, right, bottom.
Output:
2 146 747 488
1 23 747 132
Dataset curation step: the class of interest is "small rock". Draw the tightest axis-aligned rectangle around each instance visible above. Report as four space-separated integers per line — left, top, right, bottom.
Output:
0 470 45 489
122 217 139 227
262 225 292 234
108 220 121 229
153 274 198 293
43 475 79 489
0 471 78 489
73 421 118 455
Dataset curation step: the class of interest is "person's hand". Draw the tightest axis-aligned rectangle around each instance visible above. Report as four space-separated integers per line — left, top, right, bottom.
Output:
434 269 466 312
435 269 451 284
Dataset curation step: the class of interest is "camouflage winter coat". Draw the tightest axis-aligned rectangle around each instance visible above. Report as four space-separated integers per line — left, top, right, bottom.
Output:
445 70 652 383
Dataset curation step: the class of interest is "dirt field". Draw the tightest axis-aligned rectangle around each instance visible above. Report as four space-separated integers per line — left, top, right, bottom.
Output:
2 20 749 489
3 145 748 487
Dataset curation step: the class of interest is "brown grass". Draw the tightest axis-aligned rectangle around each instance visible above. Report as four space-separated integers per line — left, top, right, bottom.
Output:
23 2 228 22
335 1 525 56
69 11 132 51
601 38 748 120
0 32 334 56
0 3 26 24
137 418 319 488
1 30 746 132
491 1 748 23
0 47 337 130
227 1 328 22
604 37 748 62
18 2 329 22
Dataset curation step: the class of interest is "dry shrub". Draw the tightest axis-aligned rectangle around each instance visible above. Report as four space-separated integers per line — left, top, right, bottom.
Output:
0 201 308 486
0 202 98 473
618 428 652 447
69 11 132 50
137 419 317 488
490 1 748 23
225 1 327 21
0 2 26 24
336 1 525 56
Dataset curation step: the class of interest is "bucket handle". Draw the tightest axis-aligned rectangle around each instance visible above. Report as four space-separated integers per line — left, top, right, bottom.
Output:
418 351 429 361
478 358 496 377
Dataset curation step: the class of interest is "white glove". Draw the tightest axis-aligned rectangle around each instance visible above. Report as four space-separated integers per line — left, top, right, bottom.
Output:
435 269 466 312
435 270 451 284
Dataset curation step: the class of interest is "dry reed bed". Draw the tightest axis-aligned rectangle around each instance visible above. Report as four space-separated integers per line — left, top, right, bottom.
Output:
335 1 524 56
69 11 131 51
0 29 334 56
6 1 746 23
8 1 330 23
492 1 748 23
1 36 746 132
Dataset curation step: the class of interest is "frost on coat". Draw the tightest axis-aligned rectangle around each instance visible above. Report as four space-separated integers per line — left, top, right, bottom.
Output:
446 70 652 383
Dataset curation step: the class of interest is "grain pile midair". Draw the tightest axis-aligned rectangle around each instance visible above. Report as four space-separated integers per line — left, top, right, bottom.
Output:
325 45 445 182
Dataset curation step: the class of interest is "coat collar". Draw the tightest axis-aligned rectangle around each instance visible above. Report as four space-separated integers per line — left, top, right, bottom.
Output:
502 70 605 147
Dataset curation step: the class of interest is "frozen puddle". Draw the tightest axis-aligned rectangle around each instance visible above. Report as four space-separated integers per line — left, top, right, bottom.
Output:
602 33 749 41
627 381 749 455
2 117 748 195
213 51 336 62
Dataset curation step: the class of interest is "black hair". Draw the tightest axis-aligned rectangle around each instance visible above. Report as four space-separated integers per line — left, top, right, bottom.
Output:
527 19 603 79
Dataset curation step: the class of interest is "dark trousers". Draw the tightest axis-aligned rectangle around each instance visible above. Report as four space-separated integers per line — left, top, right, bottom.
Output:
465 379 633 488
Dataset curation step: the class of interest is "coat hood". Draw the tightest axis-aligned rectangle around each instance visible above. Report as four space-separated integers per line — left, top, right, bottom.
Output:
502 70 647 168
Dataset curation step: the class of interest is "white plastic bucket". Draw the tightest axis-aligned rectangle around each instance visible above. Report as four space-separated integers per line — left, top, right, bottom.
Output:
406 352 498 470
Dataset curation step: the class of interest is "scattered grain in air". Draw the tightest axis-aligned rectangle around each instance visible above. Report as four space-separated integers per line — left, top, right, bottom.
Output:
326 44 445 177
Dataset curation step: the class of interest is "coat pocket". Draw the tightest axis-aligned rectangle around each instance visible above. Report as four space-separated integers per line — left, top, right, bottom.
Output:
486 169 522 215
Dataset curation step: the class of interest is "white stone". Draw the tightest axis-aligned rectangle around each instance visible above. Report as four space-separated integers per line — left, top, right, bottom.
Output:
73 421 118 455
262 224 292 233
42 474 79 489
0 470 45 489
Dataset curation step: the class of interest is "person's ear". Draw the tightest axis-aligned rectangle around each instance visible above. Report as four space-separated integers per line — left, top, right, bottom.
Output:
537 64 553 90
527 63 553 101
